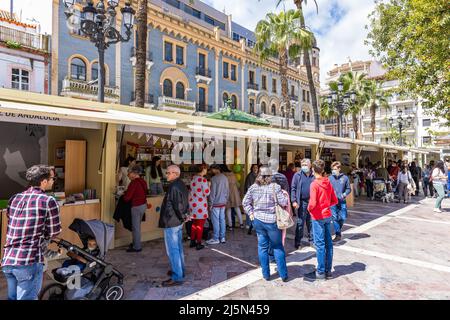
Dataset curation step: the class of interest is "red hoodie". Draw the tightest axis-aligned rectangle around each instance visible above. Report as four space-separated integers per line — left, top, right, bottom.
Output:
124 178 149 207
307 176 338 221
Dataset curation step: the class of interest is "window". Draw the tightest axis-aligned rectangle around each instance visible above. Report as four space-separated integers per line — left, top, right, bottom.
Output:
231 95 238 109
249 70 255 84
232 32 241 42
291 85 295 96
272 79 277 93
11 68 29 90
423 119 431 127
247 39 255 48
184 5 201 18
307 112 311 122
223 93 229 106
198 53 206 69
91 63 99 81
281 106 285 117
271 104 276 115
262 75 267 90
302 111 306 122
163 0 180 9
291 109 295 119
312 57 316 67
223 62 229 79
164 41 173 62
198 87 206 107
204 15 215 25
307 91 310 103
70 58 86 81
163 79 173 97
231 65 237 81
176 45 184 65
261 101 267 114
204 15 225 30
249 99 255 114
176 82 185 99
422 136 432 145
302 89 306 101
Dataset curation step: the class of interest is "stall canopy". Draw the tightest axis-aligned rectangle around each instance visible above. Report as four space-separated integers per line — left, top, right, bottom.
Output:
206 108 271 126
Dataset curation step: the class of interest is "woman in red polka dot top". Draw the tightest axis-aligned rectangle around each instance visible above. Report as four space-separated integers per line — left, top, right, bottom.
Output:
188 164 211 250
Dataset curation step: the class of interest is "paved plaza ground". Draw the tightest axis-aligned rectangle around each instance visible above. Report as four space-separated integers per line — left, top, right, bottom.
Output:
1 196 450 300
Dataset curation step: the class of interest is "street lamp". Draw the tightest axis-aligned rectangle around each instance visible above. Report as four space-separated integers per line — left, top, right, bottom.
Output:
326 81 356 137
389 110 413 146
63 0 135 103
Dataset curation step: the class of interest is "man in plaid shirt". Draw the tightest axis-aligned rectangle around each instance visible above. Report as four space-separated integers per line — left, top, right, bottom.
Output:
1 165 61 300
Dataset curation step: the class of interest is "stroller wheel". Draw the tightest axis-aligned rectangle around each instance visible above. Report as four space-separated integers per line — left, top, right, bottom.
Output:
39 283 66 300
104 285 124 300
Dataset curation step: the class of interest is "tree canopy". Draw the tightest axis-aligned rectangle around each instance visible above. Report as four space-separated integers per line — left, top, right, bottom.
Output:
365 0 450 125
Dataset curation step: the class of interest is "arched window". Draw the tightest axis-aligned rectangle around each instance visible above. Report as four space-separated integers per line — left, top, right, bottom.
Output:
176 82 185 99
91 62 99 81
261 102 267 114
249 99 255 114
271 104 276 115
307 112 311 122
70 58 86 81
302 111 306 122
231 95 237 109
163 79 173 97
223 92 229 107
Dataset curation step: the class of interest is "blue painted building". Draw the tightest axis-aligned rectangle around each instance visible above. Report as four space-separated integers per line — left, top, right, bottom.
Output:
51 0 321 130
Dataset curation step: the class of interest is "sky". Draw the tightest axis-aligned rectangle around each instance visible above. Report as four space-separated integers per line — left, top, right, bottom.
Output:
0 0 376 88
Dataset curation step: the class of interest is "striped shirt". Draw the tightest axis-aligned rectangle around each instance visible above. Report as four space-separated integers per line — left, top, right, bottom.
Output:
243 183 288 224
1 187 61 266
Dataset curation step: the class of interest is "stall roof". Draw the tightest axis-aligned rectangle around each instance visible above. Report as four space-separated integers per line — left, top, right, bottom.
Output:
410 148 430 155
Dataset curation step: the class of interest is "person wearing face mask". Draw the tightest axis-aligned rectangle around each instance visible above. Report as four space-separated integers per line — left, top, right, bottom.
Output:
329 162 351 242
291 159 315 249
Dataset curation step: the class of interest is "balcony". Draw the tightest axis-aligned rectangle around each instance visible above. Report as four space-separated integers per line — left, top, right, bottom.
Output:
247 82 260 96
0 25 49 51
61 78 120 103
129 47 154 70
157 96 196 114
195 67 212 85
260 113 294 128
130 91 155 108
290 94 299 102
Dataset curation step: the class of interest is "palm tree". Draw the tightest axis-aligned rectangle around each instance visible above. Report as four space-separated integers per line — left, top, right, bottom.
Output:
254 9 313 130
363 80 390 141
135 0 147 108
341 72 368 139
275 0 320 132
320 97 339 135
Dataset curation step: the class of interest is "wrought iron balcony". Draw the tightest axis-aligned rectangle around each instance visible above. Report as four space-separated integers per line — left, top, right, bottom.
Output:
290 94 299 101
196 67 212 78
0 25 49 51
247 82 259 91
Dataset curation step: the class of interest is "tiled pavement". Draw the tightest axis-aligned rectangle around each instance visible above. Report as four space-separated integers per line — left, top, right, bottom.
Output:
1 196 450 300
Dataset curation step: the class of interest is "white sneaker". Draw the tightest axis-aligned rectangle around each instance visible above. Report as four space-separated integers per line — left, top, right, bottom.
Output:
245 225 250 229
220 238 226 243
206 239 220 245
434 208 443 213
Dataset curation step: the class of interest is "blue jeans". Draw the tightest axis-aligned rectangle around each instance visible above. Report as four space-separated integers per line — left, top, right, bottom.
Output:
163 225 185 282
331 199 347 236
312 217 333 275
150 183 163 195
2 263 44 300
253 219 288 280
211 207 226 241
294 199 313 246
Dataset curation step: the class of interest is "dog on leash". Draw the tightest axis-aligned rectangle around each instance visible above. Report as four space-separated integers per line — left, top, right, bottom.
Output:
381 192 395 203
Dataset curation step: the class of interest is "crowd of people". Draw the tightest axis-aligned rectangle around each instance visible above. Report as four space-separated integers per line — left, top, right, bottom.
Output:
2 156 449 298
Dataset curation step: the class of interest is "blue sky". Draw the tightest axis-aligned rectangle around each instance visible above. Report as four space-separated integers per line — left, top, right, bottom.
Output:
0 0 376 88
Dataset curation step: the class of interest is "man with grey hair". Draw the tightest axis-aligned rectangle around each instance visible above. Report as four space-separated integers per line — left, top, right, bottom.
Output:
268 158 289 192
291 158 315 249
159 165 189 287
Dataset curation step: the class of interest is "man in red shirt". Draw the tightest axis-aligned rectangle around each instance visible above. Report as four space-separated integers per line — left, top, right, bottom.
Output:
306 160 338 281
123 165 148 253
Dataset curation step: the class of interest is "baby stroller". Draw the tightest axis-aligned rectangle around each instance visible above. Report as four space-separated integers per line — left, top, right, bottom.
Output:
39 219 124 300
372 179 394 203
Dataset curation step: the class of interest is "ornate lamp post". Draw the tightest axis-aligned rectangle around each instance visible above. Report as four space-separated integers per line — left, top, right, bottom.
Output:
389 110 412 146
63 0 135 103
326 81 356 138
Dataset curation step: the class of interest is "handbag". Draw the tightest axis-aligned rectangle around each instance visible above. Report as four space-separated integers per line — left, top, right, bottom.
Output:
272 185 294 230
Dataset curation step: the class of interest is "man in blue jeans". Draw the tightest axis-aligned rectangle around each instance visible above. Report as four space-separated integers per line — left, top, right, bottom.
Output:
329 161 351 242
2 165 61 300
291 158 315 249
206 164 229 245
159 165 189 287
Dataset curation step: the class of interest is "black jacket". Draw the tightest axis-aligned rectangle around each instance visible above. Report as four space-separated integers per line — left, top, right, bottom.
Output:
159 178 189 229
113 196 145 231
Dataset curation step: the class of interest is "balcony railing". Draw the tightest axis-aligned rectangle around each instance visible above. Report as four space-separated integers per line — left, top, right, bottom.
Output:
158 96 196 114
290 94 299 101
130 47 153 61
247 82 259 91
131 91 154 104
61 78 120 103
196 103 214 113
195 67 212 78
0 25 47 50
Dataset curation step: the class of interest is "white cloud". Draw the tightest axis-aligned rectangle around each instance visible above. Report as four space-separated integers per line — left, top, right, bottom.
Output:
1 0 376 88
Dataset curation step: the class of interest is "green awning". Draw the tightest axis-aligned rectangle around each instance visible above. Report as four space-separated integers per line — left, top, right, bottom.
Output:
206 108 271 126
